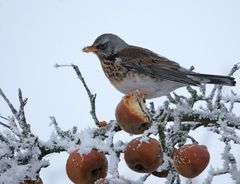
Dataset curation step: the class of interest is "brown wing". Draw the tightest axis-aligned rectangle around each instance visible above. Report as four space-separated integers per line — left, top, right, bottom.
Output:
118 45 200 85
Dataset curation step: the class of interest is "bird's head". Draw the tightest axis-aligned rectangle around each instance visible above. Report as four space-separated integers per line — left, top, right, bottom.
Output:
83 33 128 59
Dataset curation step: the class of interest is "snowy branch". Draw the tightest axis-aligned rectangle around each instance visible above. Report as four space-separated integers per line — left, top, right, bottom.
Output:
0 63 239 183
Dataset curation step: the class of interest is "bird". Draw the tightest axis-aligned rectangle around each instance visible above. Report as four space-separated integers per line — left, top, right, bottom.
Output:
83 33 236 99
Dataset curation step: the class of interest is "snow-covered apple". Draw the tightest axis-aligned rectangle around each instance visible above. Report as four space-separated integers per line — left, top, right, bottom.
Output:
66 149 108 184
115 91 151 134
124 137 163 173
173 144 210 178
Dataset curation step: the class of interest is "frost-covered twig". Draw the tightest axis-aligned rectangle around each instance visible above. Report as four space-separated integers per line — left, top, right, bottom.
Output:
55 64 100 126
0 89 72 183
0 121 10 129
203 142 240 184
17 89 31 136
0 89 18 116
0 88 31 137
150 64 240 183
0 63 239 184
228 62 240 76
49 116 76 140
137 173 151 183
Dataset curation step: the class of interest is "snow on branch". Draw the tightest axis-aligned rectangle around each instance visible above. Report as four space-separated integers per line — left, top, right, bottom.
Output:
0 63 239 183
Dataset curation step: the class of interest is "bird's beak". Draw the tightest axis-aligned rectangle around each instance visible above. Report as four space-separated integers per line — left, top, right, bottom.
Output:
82 45 97 53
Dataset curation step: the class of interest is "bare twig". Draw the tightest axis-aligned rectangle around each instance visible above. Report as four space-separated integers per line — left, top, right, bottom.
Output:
55 64 99 126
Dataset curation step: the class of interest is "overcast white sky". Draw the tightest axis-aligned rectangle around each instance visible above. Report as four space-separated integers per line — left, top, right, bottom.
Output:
0 0 240 183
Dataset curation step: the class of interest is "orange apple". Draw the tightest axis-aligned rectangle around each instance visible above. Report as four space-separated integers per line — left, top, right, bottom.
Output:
66 149 108 184
173 144 210 178
124 137 163 173
99 121 107 127
115 91 150 134
21 177 43 184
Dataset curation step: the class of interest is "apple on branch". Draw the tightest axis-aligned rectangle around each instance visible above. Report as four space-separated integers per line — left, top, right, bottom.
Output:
66 149 108 184
124 137 164 173
173 144 210 178
115 91 151 134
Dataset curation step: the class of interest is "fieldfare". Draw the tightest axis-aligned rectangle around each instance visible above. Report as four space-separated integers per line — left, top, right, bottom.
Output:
83 33 235 99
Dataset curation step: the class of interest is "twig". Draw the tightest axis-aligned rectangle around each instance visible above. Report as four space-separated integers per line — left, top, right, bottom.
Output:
18 89 28 125
228 62 240 76
0 121 10 129
0 115 8 121
187 135 199 144
0 89 18 116
49 116 75 140
0 115 11 129
18 89 31 136
55 64 99 126
138 173 151 183
0 88 31 136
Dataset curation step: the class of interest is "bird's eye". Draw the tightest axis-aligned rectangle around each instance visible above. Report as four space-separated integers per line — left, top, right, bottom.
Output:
97 43 107 50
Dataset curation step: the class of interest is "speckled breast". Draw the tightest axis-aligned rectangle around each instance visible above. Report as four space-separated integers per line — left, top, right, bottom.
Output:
100 60 128 83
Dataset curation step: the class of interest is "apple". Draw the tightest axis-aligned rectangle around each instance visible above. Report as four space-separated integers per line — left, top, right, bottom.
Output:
66 149 108 184
115 91 151 134
124 137 163 173
99 121 107 127
173 144 210 178
21 177 43 184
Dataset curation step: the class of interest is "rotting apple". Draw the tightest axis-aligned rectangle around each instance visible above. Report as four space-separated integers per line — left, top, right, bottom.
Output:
66 149 108 184
173 144 210 178
115 91 151 134
124 137 163 173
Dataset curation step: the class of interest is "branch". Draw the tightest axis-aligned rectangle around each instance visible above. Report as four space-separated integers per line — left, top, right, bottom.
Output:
228 62 240 76
0 121 10 129
0 89 18 116
49 116 76 140
18 89 31 136
55 64 100 126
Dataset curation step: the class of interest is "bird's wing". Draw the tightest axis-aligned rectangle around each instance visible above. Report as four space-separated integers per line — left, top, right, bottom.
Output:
118 45 200 85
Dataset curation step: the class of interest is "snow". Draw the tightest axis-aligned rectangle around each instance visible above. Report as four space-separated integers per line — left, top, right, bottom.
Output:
0 1 240 183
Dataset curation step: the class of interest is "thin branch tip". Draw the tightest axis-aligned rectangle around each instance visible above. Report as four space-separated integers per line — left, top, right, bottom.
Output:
54 63 59 68
54 63 73 68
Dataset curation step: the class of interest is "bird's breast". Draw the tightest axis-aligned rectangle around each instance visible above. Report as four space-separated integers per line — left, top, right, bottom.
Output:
100 59 183 99
113 74 183 99
101 59 128 82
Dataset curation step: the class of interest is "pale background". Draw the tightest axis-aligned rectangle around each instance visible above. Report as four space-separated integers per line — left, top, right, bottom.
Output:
0 0 240 183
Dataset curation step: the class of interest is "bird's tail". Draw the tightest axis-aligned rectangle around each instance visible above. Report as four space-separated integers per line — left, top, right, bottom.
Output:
187 73 236 86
